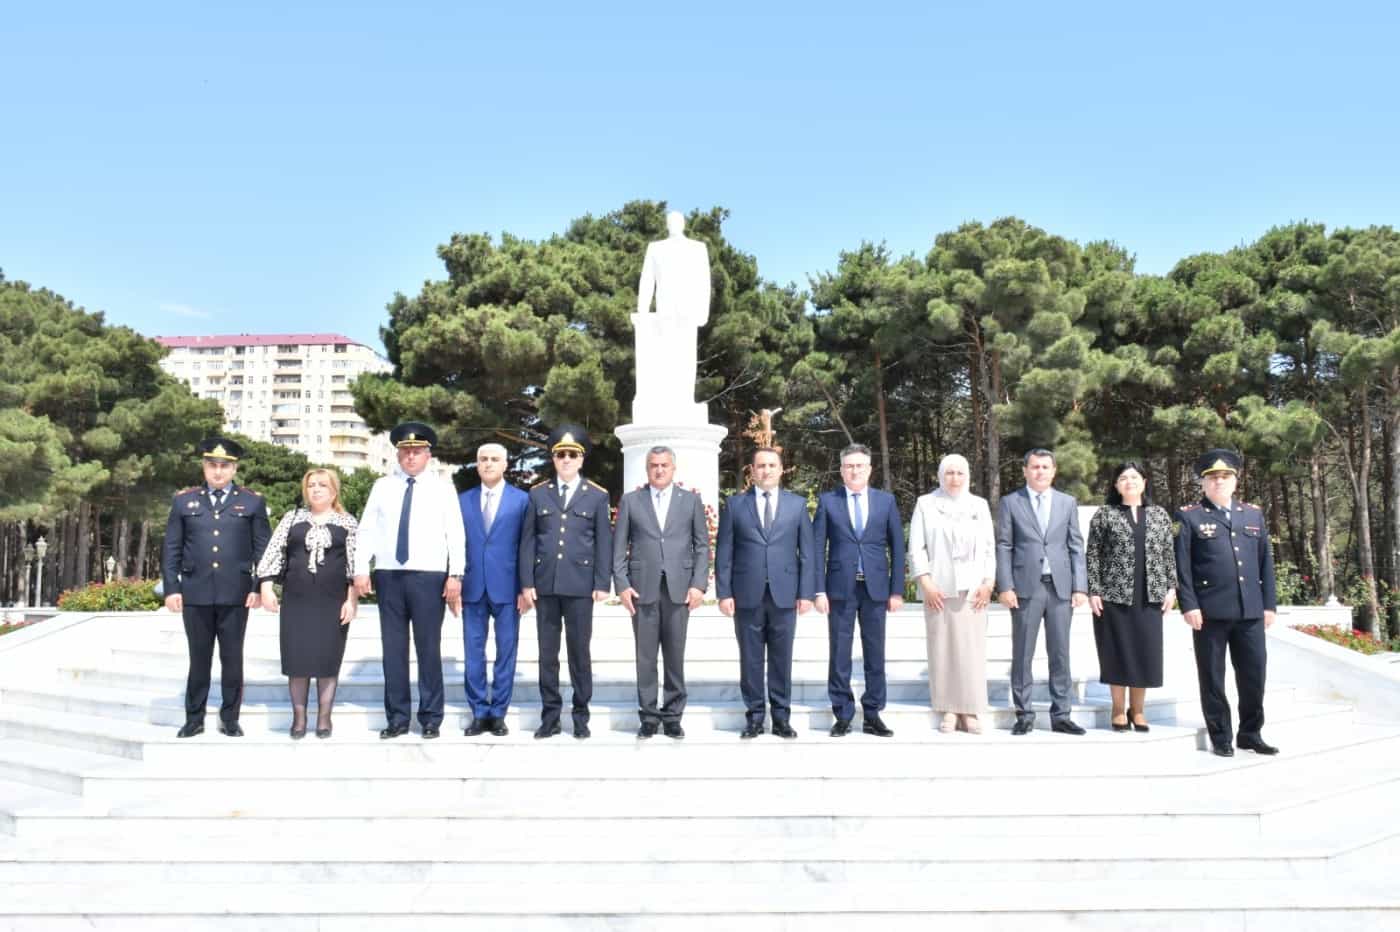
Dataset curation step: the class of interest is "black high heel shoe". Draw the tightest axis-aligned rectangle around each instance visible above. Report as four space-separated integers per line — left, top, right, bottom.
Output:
315 723 332 739
290 725 307 740
1110 710 1130 732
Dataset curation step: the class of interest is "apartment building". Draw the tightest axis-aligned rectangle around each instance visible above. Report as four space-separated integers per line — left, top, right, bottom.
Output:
155 333 399 474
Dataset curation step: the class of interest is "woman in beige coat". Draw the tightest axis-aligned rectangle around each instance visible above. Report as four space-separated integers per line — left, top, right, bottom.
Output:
908 454 997 733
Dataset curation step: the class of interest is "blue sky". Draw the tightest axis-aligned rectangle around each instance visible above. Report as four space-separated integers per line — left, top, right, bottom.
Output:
3 1 1396 352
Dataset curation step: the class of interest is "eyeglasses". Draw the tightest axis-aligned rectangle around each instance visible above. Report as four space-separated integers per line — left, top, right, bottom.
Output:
553 450 580 460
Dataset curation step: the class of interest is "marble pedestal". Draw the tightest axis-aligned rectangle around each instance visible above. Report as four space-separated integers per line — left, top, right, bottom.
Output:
614 422 727 516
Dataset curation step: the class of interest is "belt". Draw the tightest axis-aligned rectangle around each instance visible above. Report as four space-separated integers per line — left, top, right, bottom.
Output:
1040 573 1055 583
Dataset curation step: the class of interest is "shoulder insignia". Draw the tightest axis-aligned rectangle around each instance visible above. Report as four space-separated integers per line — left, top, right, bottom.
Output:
1180 504 1200 512
241 487 263 497
587 480 608 493
178 486 200 495
1239 501 1260 511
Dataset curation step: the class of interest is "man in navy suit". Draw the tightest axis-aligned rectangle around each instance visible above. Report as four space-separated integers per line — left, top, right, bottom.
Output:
813 443 905 738
995 448 1089 736
716 447 816 739
458 442 529 737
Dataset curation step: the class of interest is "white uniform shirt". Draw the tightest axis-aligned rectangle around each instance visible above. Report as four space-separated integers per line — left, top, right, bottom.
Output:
353 467 466 576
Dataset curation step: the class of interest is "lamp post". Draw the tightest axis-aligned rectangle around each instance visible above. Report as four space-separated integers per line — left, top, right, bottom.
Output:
33 536 48 608
21 543 34 609
105 555 116 583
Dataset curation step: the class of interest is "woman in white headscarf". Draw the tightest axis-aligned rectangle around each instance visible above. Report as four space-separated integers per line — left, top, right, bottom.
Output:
908 454 997 733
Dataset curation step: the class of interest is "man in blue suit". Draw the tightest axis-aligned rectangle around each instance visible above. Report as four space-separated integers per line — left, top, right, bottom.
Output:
813 443 905 738
716 446 816 739
458 442 529 737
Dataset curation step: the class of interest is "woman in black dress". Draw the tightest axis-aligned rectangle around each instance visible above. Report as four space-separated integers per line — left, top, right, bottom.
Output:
257 468 359 739
1086 462 1177 733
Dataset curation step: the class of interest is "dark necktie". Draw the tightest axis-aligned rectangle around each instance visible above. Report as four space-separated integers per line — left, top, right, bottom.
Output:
396 477 415 564
763 491 774 529
212 489 225 510
852 492 865 575
559 483 569 508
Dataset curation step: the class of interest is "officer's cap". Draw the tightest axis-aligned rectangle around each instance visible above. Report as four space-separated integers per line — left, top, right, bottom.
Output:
1196 448 1241 477
391 422 437 449
197 437 243 463
547 424 590 457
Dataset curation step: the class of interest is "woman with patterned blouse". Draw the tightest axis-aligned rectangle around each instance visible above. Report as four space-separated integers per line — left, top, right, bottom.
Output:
1086 462 1177 732
257 469 359 739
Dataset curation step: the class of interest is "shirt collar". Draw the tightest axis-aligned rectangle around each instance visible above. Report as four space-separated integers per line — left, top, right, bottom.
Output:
207 484 232 496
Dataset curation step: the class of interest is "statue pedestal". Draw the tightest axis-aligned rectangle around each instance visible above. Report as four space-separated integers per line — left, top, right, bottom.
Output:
614 422 728 516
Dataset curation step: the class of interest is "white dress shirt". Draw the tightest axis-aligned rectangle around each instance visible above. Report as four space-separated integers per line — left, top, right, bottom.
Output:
651 483 672 527
354 467 466 576
754 486 779 527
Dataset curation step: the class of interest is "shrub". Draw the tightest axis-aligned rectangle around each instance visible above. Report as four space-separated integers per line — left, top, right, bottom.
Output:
1297 623 1400 655
57 579 162 612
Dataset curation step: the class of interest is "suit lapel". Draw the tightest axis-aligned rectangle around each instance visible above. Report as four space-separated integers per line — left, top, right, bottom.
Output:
1023 488 1048 543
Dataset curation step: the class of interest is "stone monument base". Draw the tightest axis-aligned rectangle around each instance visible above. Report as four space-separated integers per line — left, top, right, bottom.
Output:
614 421 727 515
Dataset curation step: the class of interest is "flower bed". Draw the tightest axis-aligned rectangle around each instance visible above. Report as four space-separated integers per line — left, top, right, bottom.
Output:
1297 623 1400 655
0 619 37 637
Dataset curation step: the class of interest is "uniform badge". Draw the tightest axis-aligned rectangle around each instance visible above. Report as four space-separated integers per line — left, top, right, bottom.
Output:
1200 523 1217 538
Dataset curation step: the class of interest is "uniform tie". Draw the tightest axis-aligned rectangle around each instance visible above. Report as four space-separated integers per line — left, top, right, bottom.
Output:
212 489 225 510
558 483 569 508
396 477 415 564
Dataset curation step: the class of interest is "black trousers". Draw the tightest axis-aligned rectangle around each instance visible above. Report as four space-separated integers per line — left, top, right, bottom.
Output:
734 587 797 725
376 570 447 729
1192 615 1267 746
536 594 594 727
183 602 249 724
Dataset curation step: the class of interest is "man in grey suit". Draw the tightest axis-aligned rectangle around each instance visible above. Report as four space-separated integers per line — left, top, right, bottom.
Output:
996 448 1089 735
613 446 710 740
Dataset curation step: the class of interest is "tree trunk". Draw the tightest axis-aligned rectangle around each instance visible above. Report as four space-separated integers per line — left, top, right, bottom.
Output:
873 348 893 492
76 502 92 587
986 351 1003 509
1385 388 1400 637
1349 392 1382 632
115 515 130 580
135 519 150 582
1310 453 1335 602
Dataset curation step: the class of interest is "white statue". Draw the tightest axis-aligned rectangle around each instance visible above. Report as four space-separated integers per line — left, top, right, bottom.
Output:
632 210 711 424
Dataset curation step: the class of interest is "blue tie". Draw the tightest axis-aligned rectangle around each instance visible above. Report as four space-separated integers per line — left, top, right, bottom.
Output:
853 492 865 575
396 477 415 564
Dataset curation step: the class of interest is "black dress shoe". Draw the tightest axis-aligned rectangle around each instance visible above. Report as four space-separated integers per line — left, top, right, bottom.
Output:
1238 736 1279 755
663 722 684 740
830 719 852 738
422 725 441 740
315 726 332 739
1011 717 1035 736
1212 743 1235 757
217 721 244 737
771 721 798 739
464 719 488 737
1051 719 1086 736
534 721 561 740
379 723 410 740
490 718 509 737
861 714 894 738
740 722 764 740
176 721 204 738
637 722 659 739
573 723 591 740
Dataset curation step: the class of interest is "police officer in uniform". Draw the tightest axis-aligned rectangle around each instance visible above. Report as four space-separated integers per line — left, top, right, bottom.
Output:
162 438 272 737
518 425 612 739
1175 448 1278 758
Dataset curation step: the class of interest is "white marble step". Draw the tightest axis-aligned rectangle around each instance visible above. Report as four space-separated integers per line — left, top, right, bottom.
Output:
0 877 1394 929
0 739 132 795
56 659 1104 705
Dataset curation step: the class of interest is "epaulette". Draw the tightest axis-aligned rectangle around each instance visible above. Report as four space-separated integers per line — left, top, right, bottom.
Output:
178 486 200 495
1238 501 1261 511
1180 504 1200 511
239 486 263 497
587 480 608 493
531 479 551 489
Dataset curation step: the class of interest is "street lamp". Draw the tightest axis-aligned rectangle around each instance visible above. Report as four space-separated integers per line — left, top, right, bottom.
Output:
33 536 47 608
105 555 116 583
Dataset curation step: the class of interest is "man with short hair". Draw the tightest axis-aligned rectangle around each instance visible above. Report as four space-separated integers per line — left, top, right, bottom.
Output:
353 422 466 740
458 443 529 737
613 446 709 739
1176 448 1278 758
162 437 271 738
715 447 816 739
996 448 1088 736
519 424 612 740
813 443 905 737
